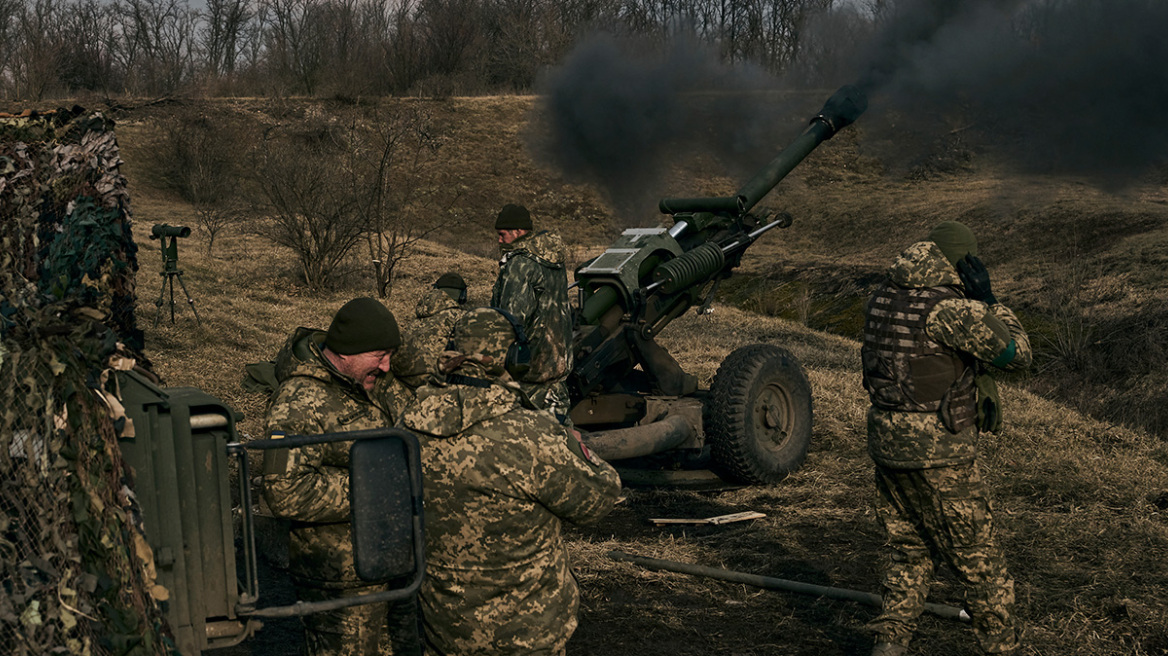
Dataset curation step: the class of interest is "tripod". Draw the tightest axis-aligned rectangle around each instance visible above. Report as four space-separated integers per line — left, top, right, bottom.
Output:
153 235 201 327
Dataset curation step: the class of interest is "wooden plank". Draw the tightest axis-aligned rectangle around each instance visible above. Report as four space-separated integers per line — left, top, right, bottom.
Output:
648 511 766 526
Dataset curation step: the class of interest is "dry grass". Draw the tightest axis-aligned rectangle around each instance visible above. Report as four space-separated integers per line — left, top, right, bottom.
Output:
109 96 1168 656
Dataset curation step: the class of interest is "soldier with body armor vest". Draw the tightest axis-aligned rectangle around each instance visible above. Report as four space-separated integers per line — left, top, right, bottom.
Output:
860 222 1031 656
490 203 574 421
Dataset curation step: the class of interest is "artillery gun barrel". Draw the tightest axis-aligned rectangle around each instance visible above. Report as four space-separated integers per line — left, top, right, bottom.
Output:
644 211 793 295
577 85 867 326
658 84 868 216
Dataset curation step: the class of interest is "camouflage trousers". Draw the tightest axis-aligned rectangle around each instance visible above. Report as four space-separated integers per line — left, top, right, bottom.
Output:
297 583 423 656
869 461 1019 654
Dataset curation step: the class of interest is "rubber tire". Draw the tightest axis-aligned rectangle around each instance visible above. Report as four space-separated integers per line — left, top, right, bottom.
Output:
706 344 813 485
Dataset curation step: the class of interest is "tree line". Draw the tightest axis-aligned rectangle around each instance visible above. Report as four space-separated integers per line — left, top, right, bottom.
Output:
0 0 874 100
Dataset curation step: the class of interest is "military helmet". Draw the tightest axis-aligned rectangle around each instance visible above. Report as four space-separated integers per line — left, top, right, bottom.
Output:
448 307 531 378
434 271 467 304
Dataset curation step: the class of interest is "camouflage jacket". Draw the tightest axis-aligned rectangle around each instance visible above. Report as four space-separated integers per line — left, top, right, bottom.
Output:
400 365 621 655
490 230 573 385
392 289 464 388
863 241 1032 469
261 327 412 586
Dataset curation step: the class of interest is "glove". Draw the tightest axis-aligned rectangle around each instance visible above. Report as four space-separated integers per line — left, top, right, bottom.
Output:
956 254 998 305
975 372 1003 433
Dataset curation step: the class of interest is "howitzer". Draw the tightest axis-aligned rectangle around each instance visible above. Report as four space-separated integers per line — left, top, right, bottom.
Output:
571 84 867 485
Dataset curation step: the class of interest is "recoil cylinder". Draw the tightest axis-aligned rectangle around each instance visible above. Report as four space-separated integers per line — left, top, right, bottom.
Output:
652 242 725 295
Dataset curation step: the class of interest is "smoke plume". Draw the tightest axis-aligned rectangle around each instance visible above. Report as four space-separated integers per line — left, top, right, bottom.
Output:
536 0 1168 207
532 35 784 222
858 0 1168 186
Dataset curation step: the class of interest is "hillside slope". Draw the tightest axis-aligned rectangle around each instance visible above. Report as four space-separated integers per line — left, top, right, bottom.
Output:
111 94 1168 435
107 95 1168 655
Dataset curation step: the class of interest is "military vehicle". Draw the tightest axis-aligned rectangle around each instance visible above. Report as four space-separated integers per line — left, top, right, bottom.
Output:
571 84 868 486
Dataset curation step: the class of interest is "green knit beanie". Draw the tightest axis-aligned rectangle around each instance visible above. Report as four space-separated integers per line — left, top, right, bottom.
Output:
928 221 978 266
325 297 401 355
495 203 533 230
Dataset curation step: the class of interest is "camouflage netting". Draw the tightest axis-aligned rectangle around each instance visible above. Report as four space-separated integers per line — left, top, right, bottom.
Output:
1 109 175 655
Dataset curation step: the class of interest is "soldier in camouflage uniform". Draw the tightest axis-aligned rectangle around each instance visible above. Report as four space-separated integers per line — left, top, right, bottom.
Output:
400 307 621 655
262 298 421 656
861 222 1031 656
393 272 468 389
490 203 574 420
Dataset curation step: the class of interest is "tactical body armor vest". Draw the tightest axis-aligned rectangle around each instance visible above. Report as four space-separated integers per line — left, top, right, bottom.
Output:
862 282 977 433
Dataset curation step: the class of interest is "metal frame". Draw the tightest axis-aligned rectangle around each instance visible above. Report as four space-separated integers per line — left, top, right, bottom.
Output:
227 428 426 619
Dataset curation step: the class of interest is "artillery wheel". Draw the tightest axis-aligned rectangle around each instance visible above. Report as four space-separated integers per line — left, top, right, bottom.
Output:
706 344 812 485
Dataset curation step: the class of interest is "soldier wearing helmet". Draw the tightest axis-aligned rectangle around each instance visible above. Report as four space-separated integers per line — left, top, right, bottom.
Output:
393 271 469 389
861 222 1031 656
400 307 621 655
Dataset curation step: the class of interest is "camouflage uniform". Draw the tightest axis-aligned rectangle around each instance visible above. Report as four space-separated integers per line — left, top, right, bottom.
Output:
861 240 1031 654
392 288 465 389
400 310 621 655
262 327 420 656
490 229 574 415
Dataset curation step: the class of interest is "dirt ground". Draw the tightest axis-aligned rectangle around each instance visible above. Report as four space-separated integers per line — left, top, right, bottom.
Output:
208 485 979 656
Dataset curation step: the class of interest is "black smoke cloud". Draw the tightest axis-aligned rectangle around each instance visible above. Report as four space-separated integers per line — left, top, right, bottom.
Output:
536 0 1168 206
858 0 1168 186
532 34 784 221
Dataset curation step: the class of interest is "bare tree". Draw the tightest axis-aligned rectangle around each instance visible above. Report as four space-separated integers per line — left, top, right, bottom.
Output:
200 0 253 77
111 0 199 95
788 2 872 86
252 124 370 289
150 112 246 255
482 0 543 89
416 0 485 89
262 0 328 94
0 0 22 97
9 0 66 100
56 0 119 94
383 0 428 93
362 106 455 298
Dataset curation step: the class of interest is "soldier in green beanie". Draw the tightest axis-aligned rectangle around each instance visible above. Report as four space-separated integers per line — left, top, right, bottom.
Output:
490 203 574 421
861 222 1030 656
262 297 421 656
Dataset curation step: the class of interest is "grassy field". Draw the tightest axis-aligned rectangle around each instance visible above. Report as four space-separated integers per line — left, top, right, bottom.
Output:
110 95 1168 655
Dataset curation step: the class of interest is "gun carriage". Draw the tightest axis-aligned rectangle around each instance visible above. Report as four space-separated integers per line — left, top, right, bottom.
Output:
571 85 868 486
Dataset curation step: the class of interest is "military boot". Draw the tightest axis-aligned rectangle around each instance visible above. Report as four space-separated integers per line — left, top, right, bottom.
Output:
870 643 908 656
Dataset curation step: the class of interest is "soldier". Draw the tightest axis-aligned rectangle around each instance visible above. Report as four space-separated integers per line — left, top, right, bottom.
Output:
400 307 622 656
490 203 574 420
392 271 468 389
262 297 421 656
861 222 1031 656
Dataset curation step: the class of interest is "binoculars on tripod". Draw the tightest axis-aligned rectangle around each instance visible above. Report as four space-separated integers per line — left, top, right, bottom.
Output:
151 223 191 239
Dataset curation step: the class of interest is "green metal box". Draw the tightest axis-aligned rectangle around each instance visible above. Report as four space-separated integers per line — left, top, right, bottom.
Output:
116 370 253 654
